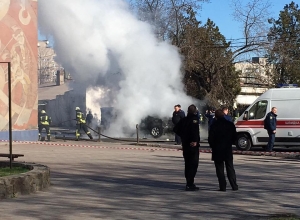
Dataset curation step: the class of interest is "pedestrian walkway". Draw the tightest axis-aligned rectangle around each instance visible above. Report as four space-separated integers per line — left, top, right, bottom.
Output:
0 141 299 219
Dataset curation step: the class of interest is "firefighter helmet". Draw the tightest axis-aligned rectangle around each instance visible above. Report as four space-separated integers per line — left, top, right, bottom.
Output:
75 107 80 110
41 110 46 114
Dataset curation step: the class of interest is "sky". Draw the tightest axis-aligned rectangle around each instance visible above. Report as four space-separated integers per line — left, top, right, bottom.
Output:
198 0 289 41
39 0 289 44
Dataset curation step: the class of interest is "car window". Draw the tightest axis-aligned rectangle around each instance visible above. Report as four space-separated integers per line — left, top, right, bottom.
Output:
248 100 268 120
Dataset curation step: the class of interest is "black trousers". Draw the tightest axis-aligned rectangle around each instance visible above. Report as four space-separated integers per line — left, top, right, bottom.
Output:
183 146 199 186
214 160 238 190
76 123 91 139
38 125 50 140
175 133 182 144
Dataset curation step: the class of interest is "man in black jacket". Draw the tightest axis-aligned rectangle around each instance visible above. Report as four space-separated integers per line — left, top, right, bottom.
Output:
208 109 238 192
264 107 277 152
172 104 185 145
173 104 200 191
86 110 93 127
205 108 215 130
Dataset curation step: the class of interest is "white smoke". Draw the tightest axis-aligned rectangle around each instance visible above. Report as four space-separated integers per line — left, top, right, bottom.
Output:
39 0 199 136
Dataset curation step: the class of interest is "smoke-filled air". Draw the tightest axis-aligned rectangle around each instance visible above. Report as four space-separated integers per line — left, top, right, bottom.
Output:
38 0 198 136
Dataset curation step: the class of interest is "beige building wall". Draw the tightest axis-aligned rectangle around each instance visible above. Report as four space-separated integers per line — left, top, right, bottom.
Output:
38 40 63 84
0 0 38 140
235 57 272 105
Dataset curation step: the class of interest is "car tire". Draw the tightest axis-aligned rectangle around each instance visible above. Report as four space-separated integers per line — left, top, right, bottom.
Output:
150 126 163 138
236 133 252 151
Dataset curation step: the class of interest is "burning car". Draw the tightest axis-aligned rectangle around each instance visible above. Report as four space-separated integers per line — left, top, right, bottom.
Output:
100 107 173 138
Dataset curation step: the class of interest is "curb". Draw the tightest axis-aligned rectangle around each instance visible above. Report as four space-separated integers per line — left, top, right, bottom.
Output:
0 161 50 199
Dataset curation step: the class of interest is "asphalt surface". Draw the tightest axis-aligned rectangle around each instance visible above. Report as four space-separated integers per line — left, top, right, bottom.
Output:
53 132 300 153
0 140 300 219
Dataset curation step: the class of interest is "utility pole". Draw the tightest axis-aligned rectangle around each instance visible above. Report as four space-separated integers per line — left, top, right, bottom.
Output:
0 61 13 169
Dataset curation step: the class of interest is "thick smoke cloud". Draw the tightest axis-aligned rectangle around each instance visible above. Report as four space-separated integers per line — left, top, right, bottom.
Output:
39 0 197 136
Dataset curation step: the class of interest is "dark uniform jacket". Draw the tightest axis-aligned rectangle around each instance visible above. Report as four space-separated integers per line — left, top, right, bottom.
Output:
224 114 232 122
86 113 93 124
205 112 215 128
172 109 185 125
173 114 200 148
38 113 52 126
76 110 86 124
208 117 237 161
264 111 277 132
212 114 233 125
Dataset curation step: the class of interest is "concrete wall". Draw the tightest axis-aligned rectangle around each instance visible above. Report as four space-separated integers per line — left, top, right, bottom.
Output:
40 90 86 128
0 0 38 140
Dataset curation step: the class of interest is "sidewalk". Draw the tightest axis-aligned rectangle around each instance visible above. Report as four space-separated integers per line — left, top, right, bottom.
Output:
0 141 300 219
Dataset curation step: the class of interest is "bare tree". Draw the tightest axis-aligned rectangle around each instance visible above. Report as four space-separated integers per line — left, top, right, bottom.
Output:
129 0 274 105
130 0 208 42
38 41 57 84
230 0 272 60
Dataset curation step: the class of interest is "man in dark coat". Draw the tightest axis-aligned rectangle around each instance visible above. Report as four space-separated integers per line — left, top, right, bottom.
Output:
222 106 233 122
208 109 238 192
173 104 200 191
264 107 277 152
172 104 185 145
86 110 93 127
205 108 215 130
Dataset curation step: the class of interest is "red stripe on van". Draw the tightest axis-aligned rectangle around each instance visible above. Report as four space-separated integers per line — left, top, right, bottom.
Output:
236 120 300 128
235 121 263 126
277 121 300 125
237 126 300 128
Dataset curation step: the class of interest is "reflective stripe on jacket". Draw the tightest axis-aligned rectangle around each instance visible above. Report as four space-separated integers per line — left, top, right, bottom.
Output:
40 115 50 125
76 111 86 124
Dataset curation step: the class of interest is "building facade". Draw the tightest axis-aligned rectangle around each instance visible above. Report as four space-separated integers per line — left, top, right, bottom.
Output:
234 57 272 106
0 0 38 140
38 40 63 84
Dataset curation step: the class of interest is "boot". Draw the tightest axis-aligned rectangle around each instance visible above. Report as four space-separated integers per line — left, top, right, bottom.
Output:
88 134 93 140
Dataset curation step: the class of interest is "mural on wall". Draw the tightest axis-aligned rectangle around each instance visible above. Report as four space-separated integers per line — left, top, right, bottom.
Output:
0 0 38 131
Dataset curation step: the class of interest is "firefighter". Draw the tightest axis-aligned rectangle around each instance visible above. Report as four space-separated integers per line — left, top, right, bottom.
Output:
75 107 93 140
38 110 52 141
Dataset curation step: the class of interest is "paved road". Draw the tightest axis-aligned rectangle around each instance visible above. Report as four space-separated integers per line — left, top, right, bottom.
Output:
0 141 300 220
52 127 300 152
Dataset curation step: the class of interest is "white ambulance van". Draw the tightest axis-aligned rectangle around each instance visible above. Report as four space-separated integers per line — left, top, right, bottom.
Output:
235 87 300 151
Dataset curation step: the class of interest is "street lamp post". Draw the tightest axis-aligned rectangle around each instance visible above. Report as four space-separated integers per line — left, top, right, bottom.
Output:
0 61 13 169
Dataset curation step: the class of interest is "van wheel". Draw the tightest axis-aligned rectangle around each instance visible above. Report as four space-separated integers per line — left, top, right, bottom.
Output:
236 134 252 151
